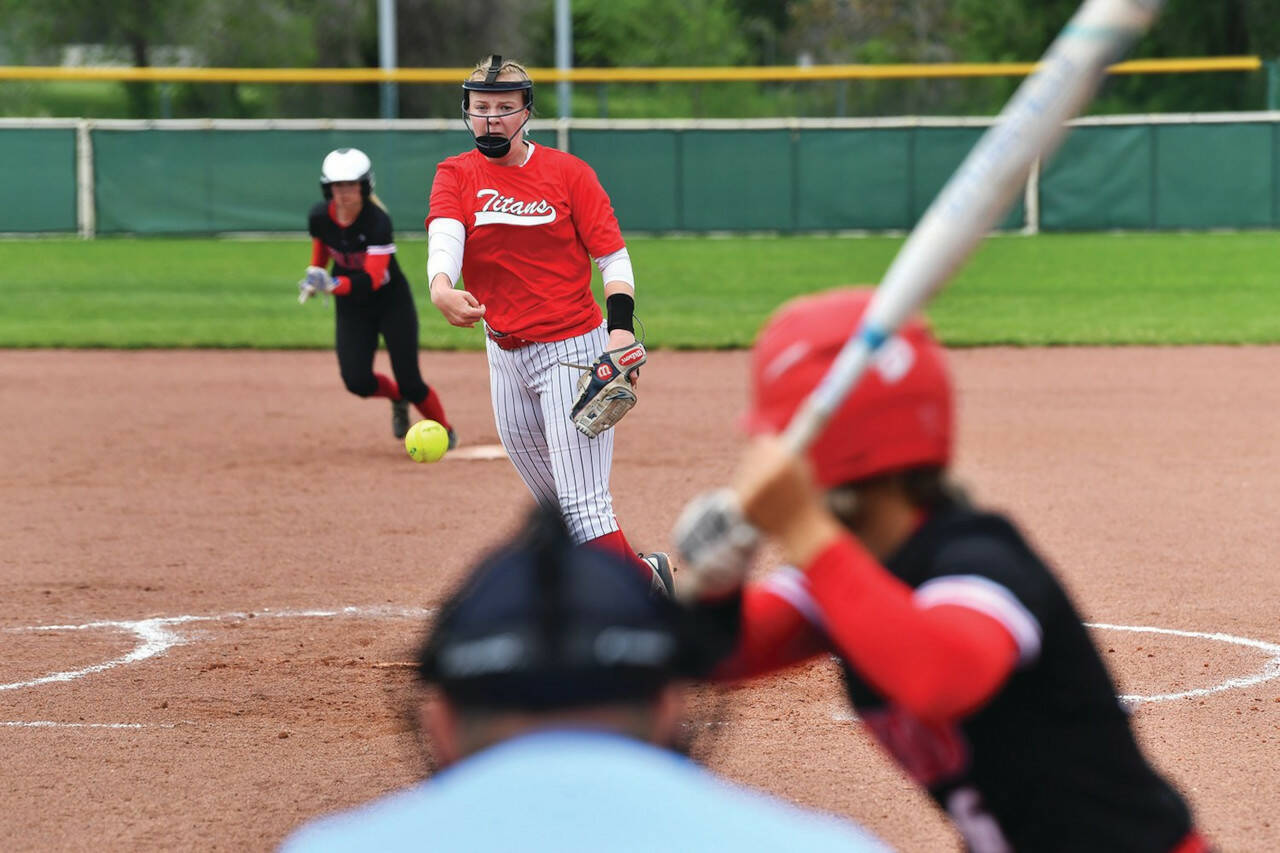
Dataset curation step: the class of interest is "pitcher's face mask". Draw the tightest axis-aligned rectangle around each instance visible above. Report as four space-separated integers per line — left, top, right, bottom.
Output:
462 56 534 159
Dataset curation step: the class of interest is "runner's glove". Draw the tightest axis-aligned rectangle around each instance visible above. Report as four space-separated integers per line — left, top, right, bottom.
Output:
298 266 337 303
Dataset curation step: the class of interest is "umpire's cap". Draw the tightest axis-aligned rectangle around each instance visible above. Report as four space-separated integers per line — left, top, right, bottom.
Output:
418 506 716 712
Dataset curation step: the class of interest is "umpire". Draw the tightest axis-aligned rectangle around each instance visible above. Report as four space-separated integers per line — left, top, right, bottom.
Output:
280 505 889 853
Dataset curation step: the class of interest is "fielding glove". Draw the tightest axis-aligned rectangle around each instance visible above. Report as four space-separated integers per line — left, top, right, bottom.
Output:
564 342 646 438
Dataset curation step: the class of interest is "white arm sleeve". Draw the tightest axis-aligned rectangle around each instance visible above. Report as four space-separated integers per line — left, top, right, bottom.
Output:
427 218 465 287
595 247 635 289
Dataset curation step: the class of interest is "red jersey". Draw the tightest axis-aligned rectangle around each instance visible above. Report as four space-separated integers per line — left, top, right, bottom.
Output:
426 144 626 341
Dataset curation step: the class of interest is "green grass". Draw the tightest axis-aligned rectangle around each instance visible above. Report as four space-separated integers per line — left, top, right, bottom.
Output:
2 232 1278 348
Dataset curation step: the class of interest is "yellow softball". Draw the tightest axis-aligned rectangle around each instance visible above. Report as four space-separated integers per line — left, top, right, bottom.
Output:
404 419 450 463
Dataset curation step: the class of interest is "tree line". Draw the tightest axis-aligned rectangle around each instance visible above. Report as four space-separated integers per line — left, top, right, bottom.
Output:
1 0 1277 119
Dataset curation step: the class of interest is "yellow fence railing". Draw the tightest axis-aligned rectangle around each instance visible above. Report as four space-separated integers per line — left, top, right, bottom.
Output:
0 56 1264 84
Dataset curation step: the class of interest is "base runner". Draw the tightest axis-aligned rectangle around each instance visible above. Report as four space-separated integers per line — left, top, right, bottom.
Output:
300 147 455 444
425 55 672 595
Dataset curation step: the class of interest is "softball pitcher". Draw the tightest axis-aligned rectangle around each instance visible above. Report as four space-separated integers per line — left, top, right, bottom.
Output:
425 56 672 595
301 147 455 444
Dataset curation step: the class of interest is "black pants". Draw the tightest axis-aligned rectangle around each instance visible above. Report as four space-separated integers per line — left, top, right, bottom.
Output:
334 280 429 404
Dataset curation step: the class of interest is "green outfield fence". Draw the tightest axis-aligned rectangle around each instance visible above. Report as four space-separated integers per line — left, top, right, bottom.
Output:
3 113 1280 236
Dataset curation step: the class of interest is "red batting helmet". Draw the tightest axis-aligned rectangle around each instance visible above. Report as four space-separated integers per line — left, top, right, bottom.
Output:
743 287 953 488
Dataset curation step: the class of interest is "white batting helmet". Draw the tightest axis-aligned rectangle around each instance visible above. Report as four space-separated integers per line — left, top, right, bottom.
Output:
319 148 374 199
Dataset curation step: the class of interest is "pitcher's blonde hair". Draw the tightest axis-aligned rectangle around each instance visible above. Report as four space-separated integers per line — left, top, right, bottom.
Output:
466 56 531 84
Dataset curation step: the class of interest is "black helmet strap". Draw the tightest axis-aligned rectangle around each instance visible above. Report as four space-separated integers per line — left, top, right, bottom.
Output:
484 55 502 85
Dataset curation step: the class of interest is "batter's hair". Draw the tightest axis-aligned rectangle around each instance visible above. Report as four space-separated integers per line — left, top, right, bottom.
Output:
826 465 969 527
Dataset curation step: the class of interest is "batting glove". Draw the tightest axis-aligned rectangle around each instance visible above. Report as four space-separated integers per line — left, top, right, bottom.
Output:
671 488 760 602
298 266 337 303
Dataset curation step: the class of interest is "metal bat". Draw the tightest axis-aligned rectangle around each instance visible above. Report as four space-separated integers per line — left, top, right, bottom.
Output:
782 0 1165 454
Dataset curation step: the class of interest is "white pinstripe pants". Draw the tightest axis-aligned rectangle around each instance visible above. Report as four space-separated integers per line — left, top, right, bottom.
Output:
485 323 619 544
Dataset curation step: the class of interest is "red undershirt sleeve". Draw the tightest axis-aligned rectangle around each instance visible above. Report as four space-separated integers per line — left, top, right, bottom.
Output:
805 534 1019 722
713 585 830 682
363 252 392 291
310 239 329 267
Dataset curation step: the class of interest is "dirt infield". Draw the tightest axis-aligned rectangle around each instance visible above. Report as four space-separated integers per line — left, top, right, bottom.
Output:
2 347 1278 851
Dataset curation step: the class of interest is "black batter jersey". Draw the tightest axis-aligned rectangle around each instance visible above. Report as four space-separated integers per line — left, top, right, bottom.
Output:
845 502 1192 852
307 201 408 300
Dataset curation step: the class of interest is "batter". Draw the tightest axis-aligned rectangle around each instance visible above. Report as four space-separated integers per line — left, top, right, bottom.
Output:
677 288 1211 853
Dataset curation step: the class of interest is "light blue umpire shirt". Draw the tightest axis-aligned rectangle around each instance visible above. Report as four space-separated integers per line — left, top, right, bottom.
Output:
280 729 891 852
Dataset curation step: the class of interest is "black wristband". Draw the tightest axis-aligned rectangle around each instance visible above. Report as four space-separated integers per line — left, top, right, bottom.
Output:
606 292 635 333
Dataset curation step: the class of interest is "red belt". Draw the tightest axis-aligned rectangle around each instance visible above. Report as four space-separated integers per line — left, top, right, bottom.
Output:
486 326 537 351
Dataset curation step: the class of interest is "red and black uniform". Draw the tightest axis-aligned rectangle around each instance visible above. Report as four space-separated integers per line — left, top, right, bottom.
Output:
703 499 1207 853
308 200 447 426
